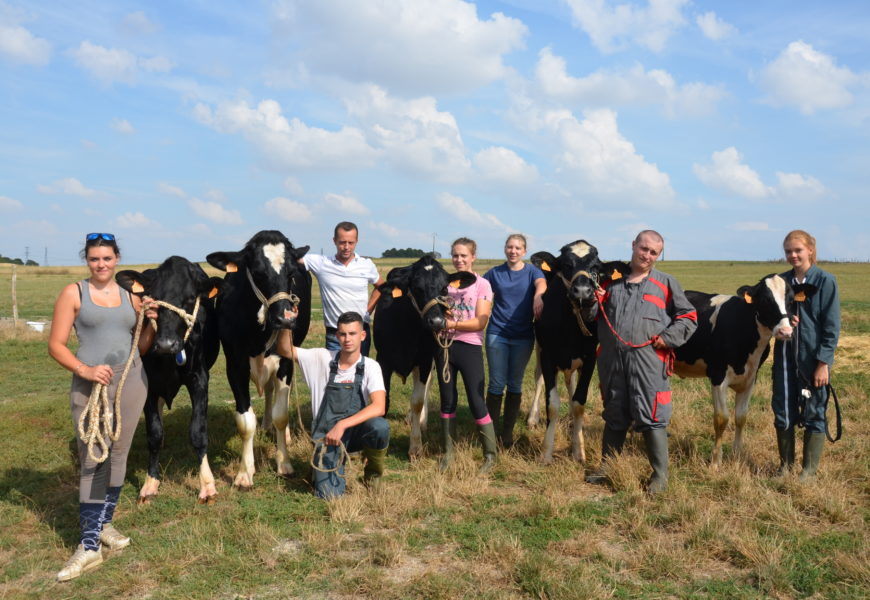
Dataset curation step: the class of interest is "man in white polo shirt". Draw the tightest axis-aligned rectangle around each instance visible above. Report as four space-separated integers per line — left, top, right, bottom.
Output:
303 221 385 356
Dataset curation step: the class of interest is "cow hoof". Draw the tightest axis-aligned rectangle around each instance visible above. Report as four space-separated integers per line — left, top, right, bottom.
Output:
540 455 554 466
197 493 218 505
527 418 539 429
233 474 254 489
408 447 424 461
277 463 295 477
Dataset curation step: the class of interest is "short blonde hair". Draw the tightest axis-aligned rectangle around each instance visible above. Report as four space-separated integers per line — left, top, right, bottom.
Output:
505 233 527 249
451 237 477 256
783 230 817 264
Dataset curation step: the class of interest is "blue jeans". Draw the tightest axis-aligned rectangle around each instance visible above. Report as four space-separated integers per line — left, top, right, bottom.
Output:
485 334 534 395
325 323 371 357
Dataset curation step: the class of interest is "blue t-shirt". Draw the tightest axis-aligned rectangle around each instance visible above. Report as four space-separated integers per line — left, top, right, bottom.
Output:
484 262 544 339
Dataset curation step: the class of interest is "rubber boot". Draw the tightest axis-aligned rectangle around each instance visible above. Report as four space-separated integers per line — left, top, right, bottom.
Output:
439 418 457 472
362 446 388 488
799 432 825 481
500 392 522 448
485 393 503 435
775 428 795 477
643 428 669 494
477 422 498 475
585 426 628 484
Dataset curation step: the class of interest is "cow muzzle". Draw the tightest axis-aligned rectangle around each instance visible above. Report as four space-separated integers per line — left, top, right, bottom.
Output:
773 318 793 340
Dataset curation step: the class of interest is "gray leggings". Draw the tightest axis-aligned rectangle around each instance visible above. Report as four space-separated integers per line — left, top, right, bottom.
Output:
70 359 147 502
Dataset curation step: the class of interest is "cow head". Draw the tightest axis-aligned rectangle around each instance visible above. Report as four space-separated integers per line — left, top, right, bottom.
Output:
117 256 222 355
378 254 476 331
736 274 817 340
206 230 309 331
532 240 630 322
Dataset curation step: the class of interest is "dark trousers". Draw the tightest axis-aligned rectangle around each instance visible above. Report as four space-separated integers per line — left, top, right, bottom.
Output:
435 341 488 421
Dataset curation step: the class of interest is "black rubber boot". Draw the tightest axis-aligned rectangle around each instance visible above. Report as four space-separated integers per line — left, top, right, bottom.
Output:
500 392 522 448
485 393 503 436
439 418 456 472
799 432 825 481
477 422 498 475
362 446 388 488
585 426 627 484
643 428 669 494
775 428 795 477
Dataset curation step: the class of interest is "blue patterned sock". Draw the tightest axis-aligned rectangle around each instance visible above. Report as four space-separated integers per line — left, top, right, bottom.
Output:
100 486 122 526
79 502 103 551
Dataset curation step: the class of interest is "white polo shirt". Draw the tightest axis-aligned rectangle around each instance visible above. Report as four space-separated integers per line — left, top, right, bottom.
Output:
294 348 386 421
303 253 380 328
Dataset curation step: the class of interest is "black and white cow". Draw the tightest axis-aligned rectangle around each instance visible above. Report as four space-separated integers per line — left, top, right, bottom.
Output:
206 230 311 488
373 254 476 457
673 274 812 467
116 256 223 504
531 241 629 465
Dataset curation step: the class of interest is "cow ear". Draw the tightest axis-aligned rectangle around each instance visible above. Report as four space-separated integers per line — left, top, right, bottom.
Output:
291 245 310 260
792 283 818 303
529 251 558 281
448 271 477 290
600 261 629 282
392 287 403 298
116 269 151 296
199 276 223 299
206 251 243 273
735 285 753 303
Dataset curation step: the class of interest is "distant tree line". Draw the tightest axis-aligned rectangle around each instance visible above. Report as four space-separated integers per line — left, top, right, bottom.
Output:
0 254 38 266
381 247 427 258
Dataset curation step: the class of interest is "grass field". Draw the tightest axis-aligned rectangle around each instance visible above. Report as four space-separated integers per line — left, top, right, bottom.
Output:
1 259 868 599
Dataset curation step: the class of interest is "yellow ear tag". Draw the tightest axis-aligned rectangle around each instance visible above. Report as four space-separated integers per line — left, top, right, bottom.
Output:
449 280 461 288
226 262 238 273
610 269 622 280
392 288 403 298
794 291 806 302
131 281 145 294
208 286 219 299
743 292 753 304
540 262 551 272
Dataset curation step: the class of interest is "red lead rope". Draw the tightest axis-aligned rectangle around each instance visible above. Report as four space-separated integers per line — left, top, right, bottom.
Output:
594 288 675 376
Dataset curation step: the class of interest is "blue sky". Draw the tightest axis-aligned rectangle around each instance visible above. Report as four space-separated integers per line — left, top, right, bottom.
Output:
1 0 869 265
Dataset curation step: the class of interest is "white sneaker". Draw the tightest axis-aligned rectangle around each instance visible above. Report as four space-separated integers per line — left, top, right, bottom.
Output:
57 544 103 582
99 523 131 551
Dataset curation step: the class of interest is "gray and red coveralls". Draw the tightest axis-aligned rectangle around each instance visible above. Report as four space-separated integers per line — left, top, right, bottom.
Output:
597 269 697 432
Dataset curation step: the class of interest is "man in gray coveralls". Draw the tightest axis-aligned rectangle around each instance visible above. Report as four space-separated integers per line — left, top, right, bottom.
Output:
587 230 698 493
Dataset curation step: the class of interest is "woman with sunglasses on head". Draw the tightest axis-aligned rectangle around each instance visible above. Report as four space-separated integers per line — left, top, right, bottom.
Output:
772 230 840 480
48 233 155 581
437 238 497 473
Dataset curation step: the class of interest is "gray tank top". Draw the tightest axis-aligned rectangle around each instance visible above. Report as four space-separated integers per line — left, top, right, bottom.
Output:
74 279 138 366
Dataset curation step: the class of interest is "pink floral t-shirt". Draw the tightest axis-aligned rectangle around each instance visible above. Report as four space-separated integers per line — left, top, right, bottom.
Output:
448 273 493 346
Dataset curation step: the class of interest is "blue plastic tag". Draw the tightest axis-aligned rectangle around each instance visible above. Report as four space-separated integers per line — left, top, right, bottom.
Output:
175 349 187 366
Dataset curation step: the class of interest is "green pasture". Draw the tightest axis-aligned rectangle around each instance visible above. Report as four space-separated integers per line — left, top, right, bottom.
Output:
1 260 868 599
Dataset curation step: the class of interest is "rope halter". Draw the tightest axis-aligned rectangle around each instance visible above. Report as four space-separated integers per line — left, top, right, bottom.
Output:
246 267 301 349
558 269 599 337
147 295 202 344
407 292 455 383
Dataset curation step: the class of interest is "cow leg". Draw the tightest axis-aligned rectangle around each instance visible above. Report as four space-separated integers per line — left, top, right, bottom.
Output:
421 369 433 431
711 384 730 468
271 377 294 477
138 395 165 504
250 354 273 430
408 366 429 459
198 455 217 505
188 376 217 503
227 355 257 489
570 400 586 464
528 368 544 428
541 383 560 465
732 383 753 461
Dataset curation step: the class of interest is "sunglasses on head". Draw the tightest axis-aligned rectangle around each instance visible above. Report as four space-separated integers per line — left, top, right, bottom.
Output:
86 233 115 242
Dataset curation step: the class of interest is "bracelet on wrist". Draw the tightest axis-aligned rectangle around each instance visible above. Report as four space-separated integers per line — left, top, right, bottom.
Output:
73 363 87 375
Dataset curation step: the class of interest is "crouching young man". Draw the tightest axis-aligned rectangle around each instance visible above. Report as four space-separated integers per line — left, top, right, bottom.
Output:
277 311 389 498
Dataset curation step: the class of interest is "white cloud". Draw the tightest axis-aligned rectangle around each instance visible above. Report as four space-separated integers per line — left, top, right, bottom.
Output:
272 0 527 95
544 108 675 205
0 23 51 65
776 171 826 199
188 197 243 224
732 221 770 232
437 193 512 232
344 85 471 183
283 177 304 196
264 196 313 222
69 40 172 84
696 11 736 41
194 99 377 171
121 11 159 35
111 118 136 135
473 146 538 185
322 192 369 215
758 41 860 115
693 147 771 199
157 182 187 198
534 48 724 117
0 195 23 210
116 211 160 228
564 0 689 54
37 177 98 197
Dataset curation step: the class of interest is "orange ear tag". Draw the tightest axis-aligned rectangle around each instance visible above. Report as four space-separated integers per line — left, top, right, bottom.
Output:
131 281 145 294
610 269 622 280
743 292 753 304
226 262 238 273
794 291 806 302
540 262 551 272
449 280 461 288
208 286 219 299
392 288 403 298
